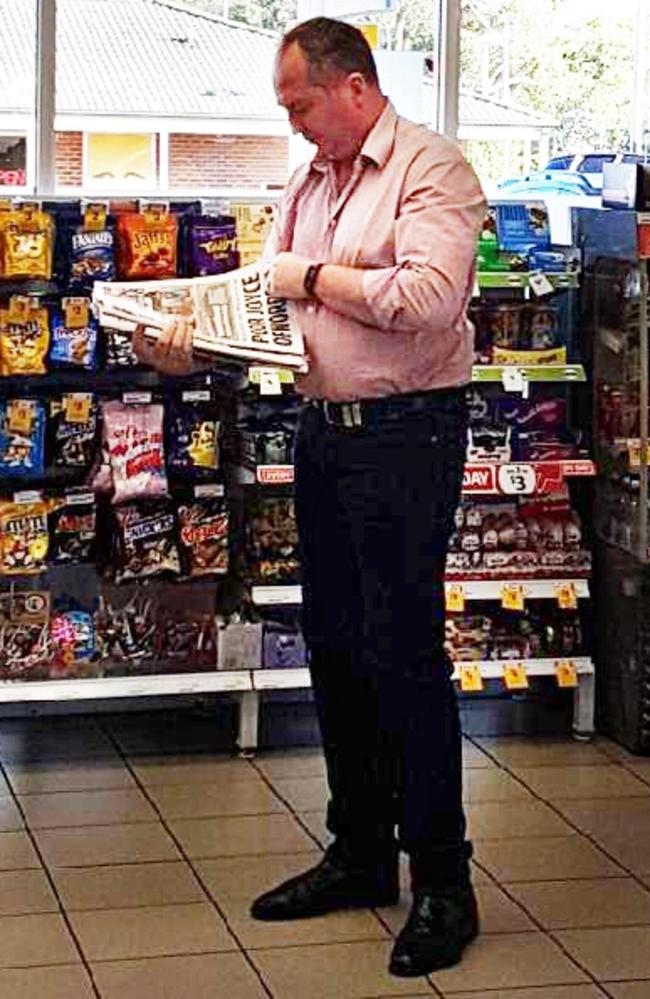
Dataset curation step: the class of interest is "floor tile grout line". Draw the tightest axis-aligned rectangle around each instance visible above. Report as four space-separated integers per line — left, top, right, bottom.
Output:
471 763 650 995
249 755 411 950
0 760 103 999
95 725 277 999
489 756 650 898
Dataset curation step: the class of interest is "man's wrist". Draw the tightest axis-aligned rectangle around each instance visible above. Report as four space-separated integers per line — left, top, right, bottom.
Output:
303 262 324 298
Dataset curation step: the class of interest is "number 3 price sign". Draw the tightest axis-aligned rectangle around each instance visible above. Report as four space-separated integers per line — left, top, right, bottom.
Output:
497 463 536 496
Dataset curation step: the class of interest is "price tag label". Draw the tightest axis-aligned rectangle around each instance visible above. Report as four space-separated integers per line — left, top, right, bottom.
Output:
16 201 39 223
460 663 483 692
445 584 465 613
501 366 526 394
123 391 152 405
258 369 282 396
555 660 578 688
528 270 554 297
8 400 35 435
63 298 89 330
503 663 529 690
498 463 536 495
501 584 524 611
13 489 43 506
8 295 33 324
83 201 108 231
140 200 169 222
64 394 92 424
555 582 578 610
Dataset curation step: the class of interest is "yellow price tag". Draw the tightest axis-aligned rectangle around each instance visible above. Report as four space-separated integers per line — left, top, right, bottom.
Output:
555 582 578 610
555 660 578 688
501 584 524 611
83 202 107 231
8 295 33 324
64 394 92 424
63 298 90 330
503 662 529 690
8 400 35 435
460 664 483 692
445 583 465 613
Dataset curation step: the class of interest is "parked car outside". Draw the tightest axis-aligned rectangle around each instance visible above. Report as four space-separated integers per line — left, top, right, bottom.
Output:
545 152 647 190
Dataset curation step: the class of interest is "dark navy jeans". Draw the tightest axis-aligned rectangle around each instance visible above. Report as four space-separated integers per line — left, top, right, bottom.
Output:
294 388 470 884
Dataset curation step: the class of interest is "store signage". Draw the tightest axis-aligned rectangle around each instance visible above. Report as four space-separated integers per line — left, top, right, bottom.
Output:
257 465 294 485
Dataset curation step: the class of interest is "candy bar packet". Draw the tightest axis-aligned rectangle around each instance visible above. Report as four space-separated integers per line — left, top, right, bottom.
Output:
49 490 96 565
105 327 143 369
49 609 97 676
103 400 168 504
178 486 229 577
0 299 50 376
0 399 46 479
0 497 57 575
50 394 98 470
166 395 221 480
113 500 181 583
96 593 157 665
49 303 98 370
184 214 239 277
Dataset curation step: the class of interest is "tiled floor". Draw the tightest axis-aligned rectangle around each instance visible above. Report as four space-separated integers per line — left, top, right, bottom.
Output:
0 714 649 998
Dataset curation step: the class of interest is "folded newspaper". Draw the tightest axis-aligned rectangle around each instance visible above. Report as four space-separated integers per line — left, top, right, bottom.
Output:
92 263 308 372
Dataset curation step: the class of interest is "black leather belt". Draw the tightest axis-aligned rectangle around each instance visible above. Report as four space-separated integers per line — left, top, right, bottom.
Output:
307 387 463 430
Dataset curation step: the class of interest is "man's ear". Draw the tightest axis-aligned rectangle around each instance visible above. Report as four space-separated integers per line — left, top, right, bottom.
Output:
348 72 367 99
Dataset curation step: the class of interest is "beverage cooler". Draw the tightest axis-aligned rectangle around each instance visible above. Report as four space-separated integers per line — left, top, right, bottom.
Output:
576 207 650 752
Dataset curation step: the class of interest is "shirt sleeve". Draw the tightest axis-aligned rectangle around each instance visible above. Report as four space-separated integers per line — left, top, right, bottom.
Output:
332 143 486 334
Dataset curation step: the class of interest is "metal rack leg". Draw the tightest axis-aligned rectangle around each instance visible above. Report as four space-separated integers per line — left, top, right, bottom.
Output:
237 690 260 755
572 673 596 740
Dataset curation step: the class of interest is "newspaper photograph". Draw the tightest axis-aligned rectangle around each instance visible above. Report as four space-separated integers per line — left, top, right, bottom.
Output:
92 263 308 372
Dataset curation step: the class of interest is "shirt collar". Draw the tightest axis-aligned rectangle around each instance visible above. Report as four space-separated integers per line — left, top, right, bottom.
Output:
308 99 398 174
359 99 397 169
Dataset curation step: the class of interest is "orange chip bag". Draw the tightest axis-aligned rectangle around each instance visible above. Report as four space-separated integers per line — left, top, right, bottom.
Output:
0 301 50 375
116 210 178 279
0 499 57 576
0 205 54 280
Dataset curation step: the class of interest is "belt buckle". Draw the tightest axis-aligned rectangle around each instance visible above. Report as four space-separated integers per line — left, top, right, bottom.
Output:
341 402 363 428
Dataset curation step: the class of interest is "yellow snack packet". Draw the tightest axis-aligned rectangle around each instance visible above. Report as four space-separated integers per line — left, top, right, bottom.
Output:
0 299 50 375
0 205 54 280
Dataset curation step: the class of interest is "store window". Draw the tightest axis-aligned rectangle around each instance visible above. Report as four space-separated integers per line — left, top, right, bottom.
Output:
84 133 157 189
460 0 649 194
0 0 36 193
0 135 28 188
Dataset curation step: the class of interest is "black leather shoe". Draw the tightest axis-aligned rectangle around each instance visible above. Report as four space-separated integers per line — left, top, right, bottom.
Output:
389 884 479 977
250 845 399 921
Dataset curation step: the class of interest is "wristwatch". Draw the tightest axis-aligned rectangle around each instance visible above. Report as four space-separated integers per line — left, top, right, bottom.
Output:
303 263 324 298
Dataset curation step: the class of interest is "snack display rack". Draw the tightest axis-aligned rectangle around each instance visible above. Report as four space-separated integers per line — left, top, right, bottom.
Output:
577 206 650 751
238 202 597 744
0 195 596 751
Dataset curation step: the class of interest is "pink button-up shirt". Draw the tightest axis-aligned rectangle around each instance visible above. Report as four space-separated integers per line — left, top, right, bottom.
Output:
271 101 486 402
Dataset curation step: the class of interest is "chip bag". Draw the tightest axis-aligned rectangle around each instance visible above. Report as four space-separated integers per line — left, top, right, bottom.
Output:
103 400 168 504
116 208 178 280
49 307 98 370
0 204 54 279
0 299 50 376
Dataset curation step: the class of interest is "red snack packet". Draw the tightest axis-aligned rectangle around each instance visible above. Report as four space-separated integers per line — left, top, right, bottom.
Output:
116 210 178 279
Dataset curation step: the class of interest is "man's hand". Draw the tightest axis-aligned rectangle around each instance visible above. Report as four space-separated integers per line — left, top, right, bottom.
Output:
268 251 312 300
132 317 202 377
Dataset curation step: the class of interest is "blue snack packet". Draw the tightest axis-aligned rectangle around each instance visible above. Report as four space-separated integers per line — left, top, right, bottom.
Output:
0 399 46 478
49 309 98 370
69 223 115 290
